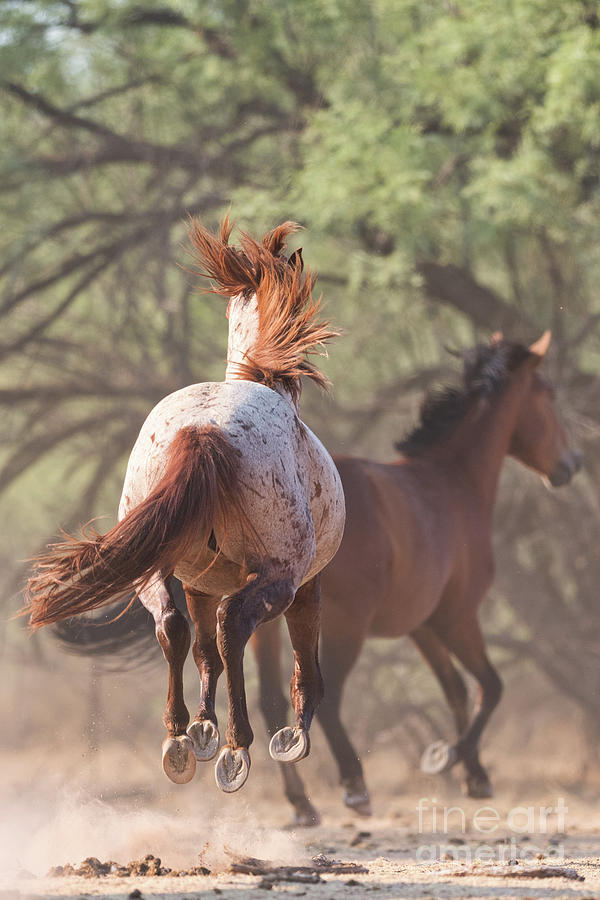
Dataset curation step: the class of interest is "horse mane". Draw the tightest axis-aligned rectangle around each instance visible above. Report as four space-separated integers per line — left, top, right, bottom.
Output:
397 340 533 456
188 216 338 401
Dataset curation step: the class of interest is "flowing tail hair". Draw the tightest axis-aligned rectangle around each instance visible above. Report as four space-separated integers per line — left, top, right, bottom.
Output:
26 426 250 630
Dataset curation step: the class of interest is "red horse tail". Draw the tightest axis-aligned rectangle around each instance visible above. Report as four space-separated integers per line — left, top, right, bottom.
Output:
26 425 246 629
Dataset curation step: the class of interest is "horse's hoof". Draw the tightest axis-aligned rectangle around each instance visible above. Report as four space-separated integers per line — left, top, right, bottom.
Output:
420 740 458 775
341 775 371 816
187 719 220 761
162 735 196 784
215 746 250 793
288 803 321 828
269 726 310 763
464 772 494 799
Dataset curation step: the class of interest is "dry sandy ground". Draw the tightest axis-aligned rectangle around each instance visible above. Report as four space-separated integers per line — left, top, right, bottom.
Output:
3 820 600 900
2 748 600 900
2 664 600 900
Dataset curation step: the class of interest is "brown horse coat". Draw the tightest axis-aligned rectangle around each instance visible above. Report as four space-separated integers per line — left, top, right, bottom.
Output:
254 333 581 824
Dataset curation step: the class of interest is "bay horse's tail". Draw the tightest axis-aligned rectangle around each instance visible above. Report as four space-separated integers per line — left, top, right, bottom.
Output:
53 601 160 668
26 425 246 629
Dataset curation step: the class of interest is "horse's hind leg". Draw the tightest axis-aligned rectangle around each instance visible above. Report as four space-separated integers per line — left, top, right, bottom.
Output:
252 619 321 826
432 616 502 799
138 574 195 784
184 588 222 762
316 629 371 816
215 574 296 793
411 625 469 776
269 576 324 767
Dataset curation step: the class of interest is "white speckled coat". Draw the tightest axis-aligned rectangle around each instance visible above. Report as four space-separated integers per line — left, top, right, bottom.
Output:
118 292 345 597
119 378 345 594
27 226 346 792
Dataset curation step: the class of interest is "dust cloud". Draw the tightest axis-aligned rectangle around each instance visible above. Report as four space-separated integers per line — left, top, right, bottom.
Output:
0 787 304 876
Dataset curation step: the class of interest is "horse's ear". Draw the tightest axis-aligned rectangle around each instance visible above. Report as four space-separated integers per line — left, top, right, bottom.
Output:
489 331 503 345
287 247 304 272
261 221 301 257
529 330 552 360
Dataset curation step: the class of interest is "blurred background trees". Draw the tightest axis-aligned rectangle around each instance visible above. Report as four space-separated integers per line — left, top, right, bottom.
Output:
1 0 599 774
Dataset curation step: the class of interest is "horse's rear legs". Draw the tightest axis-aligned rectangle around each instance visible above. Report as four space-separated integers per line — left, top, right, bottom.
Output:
270 576 324 765
214 573 296 793
138 574 196 785
184 588 222 762
252 617 321 827
417 619 502 798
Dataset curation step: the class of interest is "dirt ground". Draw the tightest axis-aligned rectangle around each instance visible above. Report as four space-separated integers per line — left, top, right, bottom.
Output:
3 811 600 899
2 642 600 900
5 842 600 900
2 739 600 900
5 830 600 900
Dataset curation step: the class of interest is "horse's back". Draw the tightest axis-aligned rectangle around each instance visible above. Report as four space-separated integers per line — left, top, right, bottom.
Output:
119 380 344 588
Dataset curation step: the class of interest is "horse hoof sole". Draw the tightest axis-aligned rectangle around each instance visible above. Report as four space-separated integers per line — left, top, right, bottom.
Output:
269 726 310 763
215 746 250 792
420 740 458 775
187 719 220 761
162 735 196 784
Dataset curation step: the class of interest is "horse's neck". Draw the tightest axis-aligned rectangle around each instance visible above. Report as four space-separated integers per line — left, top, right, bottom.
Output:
225 292 299 410
440 375 528 516
225 293 260 382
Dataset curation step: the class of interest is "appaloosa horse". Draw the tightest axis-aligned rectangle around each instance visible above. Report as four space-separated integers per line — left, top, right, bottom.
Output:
26 218 345 793
253 332 581 824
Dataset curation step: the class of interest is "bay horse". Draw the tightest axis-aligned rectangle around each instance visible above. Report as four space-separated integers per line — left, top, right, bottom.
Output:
25 218 345 794
253 332 581 825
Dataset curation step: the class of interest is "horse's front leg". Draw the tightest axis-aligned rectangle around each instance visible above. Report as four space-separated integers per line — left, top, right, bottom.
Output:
269 576 324 766
184 588 223 762
429 615 502 799
137 574 195 784
214 574 296 792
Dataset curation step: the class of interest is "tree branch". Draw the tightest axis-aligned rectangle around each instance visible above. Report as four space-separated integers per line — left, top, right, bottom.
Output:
418 261 533 333
0 191 224 284
2 83 243 180
0 410 118 494
3 81 125 140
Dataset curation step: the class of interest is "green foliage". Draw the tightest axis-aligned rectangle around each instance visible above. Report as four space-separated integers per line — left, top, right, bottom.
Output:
1 0 600 721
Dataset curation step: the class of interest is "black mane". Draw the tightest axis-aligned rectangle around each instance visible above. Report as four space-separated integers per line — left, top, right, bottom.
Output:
397 340 532 456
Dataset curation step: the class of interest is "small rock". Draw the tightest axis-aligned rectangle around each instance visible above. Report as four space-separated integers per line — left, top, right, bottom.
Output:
350 831 372 847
